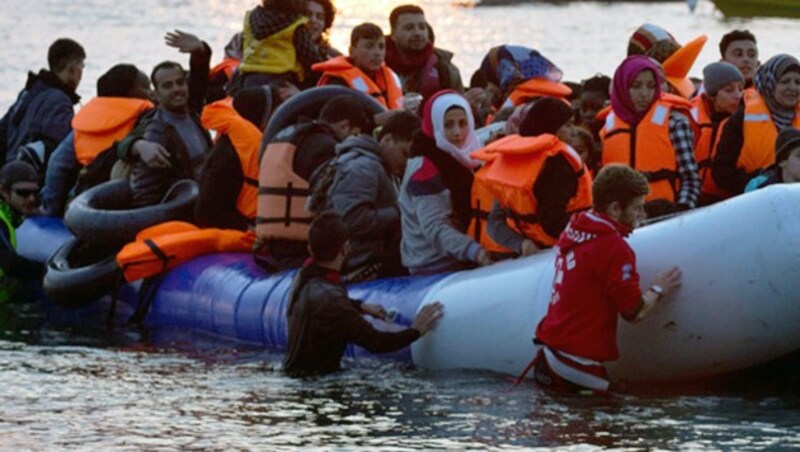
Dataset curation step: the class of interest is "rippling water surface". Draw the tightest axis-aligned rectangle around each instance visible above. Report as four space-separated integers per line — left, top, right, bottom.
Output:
1 0 800 448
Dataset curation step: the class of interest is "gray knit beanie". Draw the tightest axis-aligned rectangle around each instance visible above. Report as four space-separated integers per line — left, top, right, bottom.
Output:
703 62 744 96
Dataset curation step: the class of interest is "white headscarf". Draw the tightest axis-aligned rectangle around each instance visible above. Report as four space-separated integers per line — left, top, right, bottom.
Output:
430 93 482 169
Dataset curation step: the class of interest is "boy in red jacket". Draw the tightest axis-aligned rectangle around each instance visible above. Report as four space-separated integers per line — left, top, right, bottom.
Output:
533 164 682 392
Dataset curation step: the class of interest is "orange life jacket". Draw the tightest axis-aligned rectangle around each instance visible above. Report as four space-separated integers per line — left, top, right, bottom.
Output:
313 56 403 110
503 78 573 109
255 123 318 242
690 95 732 200
600 94 692 202
200 97 261 222
210 57 240 80
116 221 256 282
72 97 154 166
471 134 593 248
738 91 800 174
466 150 509 254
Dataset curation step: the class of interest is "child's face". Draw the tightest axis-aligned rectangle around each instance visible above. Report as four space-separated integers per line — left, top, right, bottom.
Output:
380 135 412 177
443 108 469 147
780 147 800 182
350 37 386 73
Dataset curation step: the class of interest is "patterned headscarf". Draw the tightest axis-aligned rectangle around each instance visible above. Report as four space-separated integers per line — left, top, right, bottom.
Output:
478 46 563 94
610 56 664 125
755 54 800 130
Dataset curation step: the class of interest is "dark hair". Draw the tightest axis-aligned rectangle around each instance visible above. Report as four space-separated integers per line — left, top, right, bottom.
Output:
150 61 186 87
378 110 421 142
719 30 757 57
350 22 384 48
48 38 85 73
307 0 336 31
309 212 349 261
319 95 371 131
469 70 489 89
389 4 425 30
263 0 305 15
581 74 611 97
592 164 650 213
97 64 141 97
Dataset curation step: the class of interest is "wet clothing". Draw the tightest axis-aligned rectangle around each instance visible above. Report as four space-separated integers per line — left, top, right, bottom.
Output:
535 210 642 363
325 135 401 272
384 37 463 101
283 261 420 377
0 70 80 163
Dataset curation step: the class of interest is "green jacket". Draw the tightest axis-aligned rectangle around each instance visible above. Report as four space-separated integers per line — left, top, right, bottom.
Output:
0 200 19 304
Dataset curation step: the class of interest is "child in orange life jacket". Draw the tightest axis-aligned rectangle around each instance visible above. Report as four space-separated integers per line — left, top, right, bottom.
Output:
314 23 403 110
601 55 701 216
692 62 744 205
712 54 800 196
485 97 593 257
532 165 682 394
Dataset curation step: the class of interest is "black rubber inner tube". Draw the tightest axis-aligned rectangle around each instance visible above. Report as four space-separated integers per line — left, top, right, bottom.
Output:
65 179 199 248
43 238 122 309
259 85 387 160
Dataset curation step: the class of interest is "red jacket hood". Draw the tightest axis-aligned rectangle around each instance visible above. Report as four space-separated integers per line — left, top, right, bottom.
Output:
556 210 632 251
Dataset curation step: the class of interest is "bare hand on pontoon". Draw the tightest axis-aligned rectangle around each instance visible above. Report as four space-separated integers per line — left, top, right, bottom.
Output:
165 30 203 54
133 140 171 168
412 302 444 335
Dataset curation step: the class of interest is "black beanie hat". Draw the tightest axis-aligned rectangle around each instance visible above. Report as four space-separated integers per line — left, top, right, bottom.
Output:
0 161 39 190
97 64 141 97
519 96 574 137
233 86 271 128
775 128 800 164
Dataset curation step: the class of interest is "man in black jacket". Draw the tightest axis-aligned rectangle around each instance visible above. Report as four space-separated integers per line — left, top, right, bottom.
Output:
284 212 443 377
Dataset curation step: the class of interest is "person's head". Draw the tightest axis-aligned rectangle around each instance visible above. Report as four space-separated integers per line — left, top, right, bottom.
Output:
48 38 86 91
719 30 759 82
349 23 385 74
519 96 574 138
390 5 429 53
378 110 420 176
627 24 680 63
421 90 480 168
756 54 800 112
578 74 610 127
97 63 152 100
561 125 596 166
0 161 40 217
702 62 744 115
319 95 371 140
611 55 663 125
308 211 350 267
592 164 650 229
775 128 800 183
233 86 271 130
262 0 305 15
305 0 335 42
151 61 189 114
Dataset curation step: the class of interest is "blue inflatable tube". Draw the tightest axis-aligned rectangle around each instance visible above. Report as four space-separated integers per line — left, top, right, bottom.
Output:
19 217 447 361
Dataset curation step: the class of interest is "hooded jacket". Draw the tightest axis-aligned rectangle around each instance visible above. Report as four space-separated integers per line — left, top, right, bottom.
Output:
535 210 642 362
325 135 401 270
0 70 80 163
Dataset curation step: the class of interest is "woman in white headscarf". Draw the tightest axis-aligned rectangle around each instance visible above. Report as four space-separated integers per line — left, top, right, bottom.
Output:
398 90 491 275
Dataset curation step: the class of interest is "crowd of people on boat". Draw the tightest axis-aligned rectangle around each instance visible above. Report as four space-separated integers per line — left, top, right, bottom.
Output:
1 0 799 385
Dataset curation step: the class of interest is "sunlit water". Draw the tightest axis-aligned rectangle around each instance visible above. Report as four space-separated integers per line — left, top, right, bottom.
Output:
1 0 800 448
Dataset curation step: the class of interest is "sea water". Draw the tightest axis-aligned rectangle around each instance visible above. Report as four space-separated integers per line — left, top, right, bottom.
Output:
1 0 799 448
